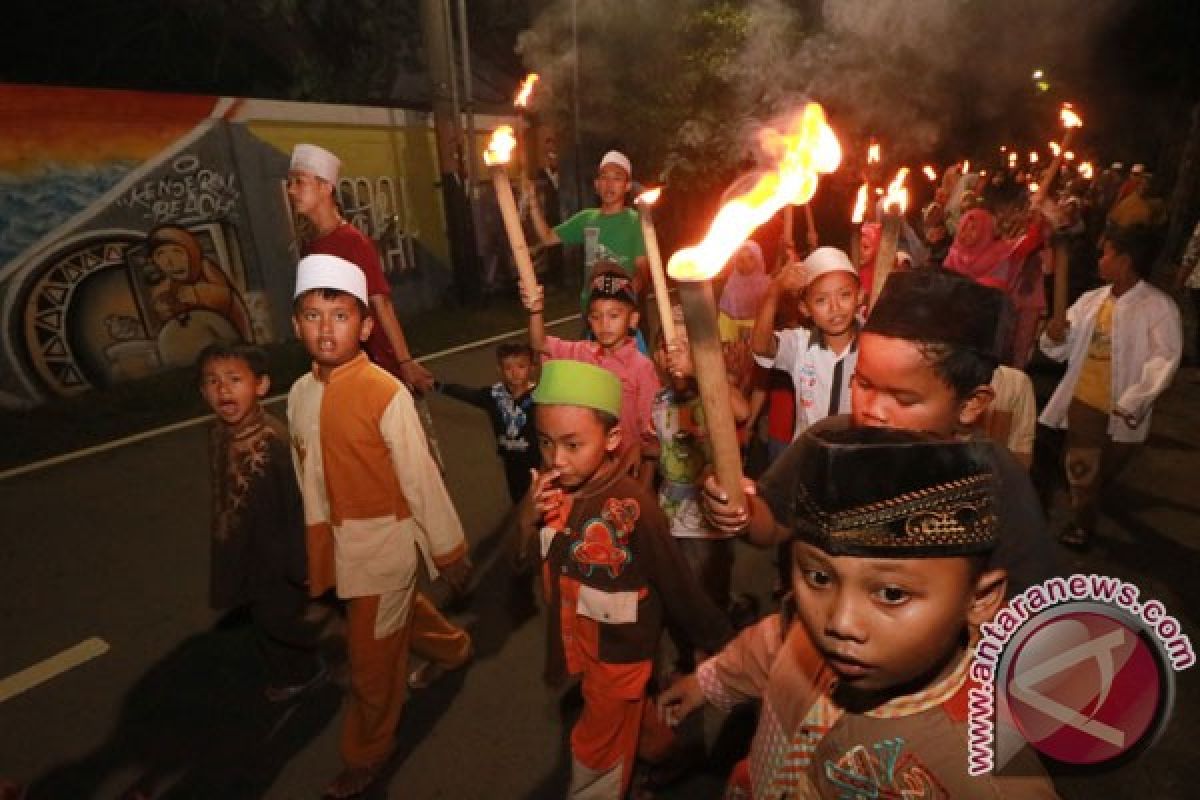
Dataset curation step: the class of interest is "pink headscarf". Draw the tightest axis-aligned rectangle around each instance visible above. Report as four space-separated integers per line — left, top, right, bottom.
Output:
943 208 1014 290
719 241 770 320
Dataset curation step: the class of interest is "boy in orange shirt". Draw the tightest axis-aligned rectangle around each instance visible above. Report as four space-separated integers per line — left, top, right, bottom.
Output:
287 254 472 798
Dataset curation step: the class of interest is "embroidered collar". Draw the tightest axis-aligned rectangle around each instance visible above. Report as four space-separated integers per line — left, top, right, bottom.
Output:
862 650 971 719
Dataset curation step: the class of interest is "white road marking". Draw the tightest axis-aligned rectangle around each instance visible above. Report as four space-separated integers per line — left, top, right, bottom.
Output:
0 314 580 482
0 637 111 703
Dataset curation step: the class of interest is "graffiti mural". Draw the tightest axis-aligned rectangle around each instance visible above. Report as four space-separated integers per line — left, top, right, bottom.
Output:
116 154 241 226
20 222 251 394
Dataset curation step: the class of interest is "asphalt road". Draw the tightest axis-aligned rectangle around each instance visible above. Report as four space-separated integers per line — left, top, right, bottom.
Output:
1 333 1198 799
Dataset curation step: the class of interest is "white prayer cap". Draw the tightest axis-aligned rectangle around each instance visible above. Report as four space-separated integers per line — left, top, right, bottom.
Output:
290 143 341 184
294 254 367 305
598 150 632 178
800 246 858 288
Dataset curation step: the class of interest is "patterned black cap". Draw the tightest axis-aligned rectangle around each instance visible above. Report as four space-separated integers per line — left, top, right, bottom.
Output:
793 426 998 557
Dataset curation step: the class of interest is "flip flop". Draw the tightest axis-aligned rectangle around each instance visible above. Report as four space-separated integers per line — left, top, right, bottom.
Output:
265 658 330 704
322 762 385 800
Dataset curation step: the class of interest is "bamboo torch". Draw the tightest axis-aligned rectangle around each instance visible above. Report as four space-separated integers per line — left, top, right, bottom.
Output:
869 168 909 310
667 103 841 508
1040 104 1083 326
483 126 540 297
849 182 868 267
634 187 675 345
513 73 539 188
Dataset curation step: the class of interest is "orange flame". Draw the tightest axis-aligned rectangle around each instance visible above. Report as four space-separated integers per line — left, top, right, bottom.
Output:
1049 141 1061 157
962 159 970 174
514 73 539 108
1064 150 1076 161
979 169 988 177
852 182 869 224
1029 151 1039 164
867 142 881 164
1060 104 1083 129
922 165 937 181
483 126 517 166
1028 181 1041 194
1000 145 1008 153
1008 152 1018 166
636 187 663 206
666 103 841 281
883 168 908 213
1079 161 1095 179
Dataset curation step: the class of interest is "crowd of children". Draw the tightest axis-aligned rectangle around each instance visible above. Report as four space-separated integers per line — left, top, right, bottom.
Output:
179 141 1186 799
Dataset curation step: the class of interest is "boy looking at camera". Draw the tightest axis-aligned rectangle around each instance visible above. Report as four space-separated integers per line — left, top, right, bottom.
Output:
287 254 472 798
523 268 661 483
659 428 1059 799
750 246 862 439
198 342 326 705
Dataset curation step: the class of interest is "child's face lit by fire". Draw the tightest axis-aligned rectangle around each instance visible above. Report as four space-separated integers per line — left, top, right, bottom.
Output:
790 541 1004 694
535 404 621 490
587 298 639 351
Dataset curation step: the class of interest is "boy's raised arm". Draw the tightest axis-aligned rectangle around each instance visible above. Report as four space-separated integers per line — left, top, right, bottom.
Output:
521 282 548 355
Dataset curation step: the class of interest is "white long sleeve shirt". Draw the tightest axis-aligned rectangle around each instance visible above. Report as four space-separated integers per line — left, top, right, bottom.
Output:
1038 281 1182 442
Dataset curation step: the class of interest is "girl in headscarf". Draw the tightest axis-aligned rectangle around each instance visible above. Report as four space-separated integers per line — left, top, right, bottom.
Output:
942 208 1015 290
717 240 770 343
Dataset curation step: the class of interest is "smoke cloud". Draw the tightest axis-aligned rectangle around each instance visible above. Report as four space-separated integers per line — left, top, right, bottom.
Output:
517 0 1131 179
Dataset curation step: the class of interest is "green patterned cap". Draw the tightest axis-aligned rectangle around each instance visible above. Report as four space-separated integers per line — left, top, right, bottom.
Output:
532 359 622 417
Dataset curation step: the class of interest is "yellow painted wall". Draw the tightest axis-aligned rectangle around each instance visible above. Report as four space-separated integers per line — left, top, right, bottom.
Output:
246 120 448 264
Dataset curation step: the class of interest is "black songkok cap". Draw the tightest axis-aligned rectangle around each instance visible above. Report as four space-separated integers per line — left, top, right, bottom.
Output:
586 269 638 308
864 270 1005 359
793 426 998 557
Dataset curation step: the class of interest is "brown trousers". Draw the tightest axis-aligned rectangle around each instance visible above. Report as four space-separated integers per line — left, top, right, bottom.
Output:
1064 400 1138 533
341 591 471 768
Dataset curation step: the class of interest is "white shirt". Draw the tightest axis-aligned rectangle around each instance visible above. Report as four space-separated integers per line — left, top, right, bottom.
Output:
754 326 857 439
1038 281 1182 443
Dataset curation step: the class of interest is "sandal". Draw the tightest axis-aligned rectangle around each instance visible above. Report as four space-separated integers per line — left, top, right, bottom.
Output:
265 658 330 703
322 762 386 799
408 646 473 690
1058 524 1091 549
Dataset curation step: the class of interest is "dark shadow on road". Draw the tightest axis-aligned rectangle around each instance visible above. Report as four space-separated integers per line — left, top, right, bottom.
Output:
356 508 545 799
28 616 340 799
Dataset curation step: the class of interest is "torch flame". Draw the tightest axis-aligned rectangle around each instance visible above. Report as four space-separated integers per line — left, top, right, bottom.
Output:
1079 161 1095 179
852 182 869 224
1008 152 1018 166
883 168 908 213
1064 150 1076 161
922 165 937 181
483 125 517 167
1049 141 1062 157
514 73 539 109
1000 145 1008 152
666 103 841 281
1029 151 1039 164
1028 181 1040 194
1060 104 1083 129
636 187 663 206
867 142 881 164
962 160 970 174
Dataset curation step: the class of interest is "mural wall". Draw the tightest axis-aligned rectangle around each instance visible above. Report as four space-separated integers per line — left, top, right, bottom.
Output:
0 84 510 408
